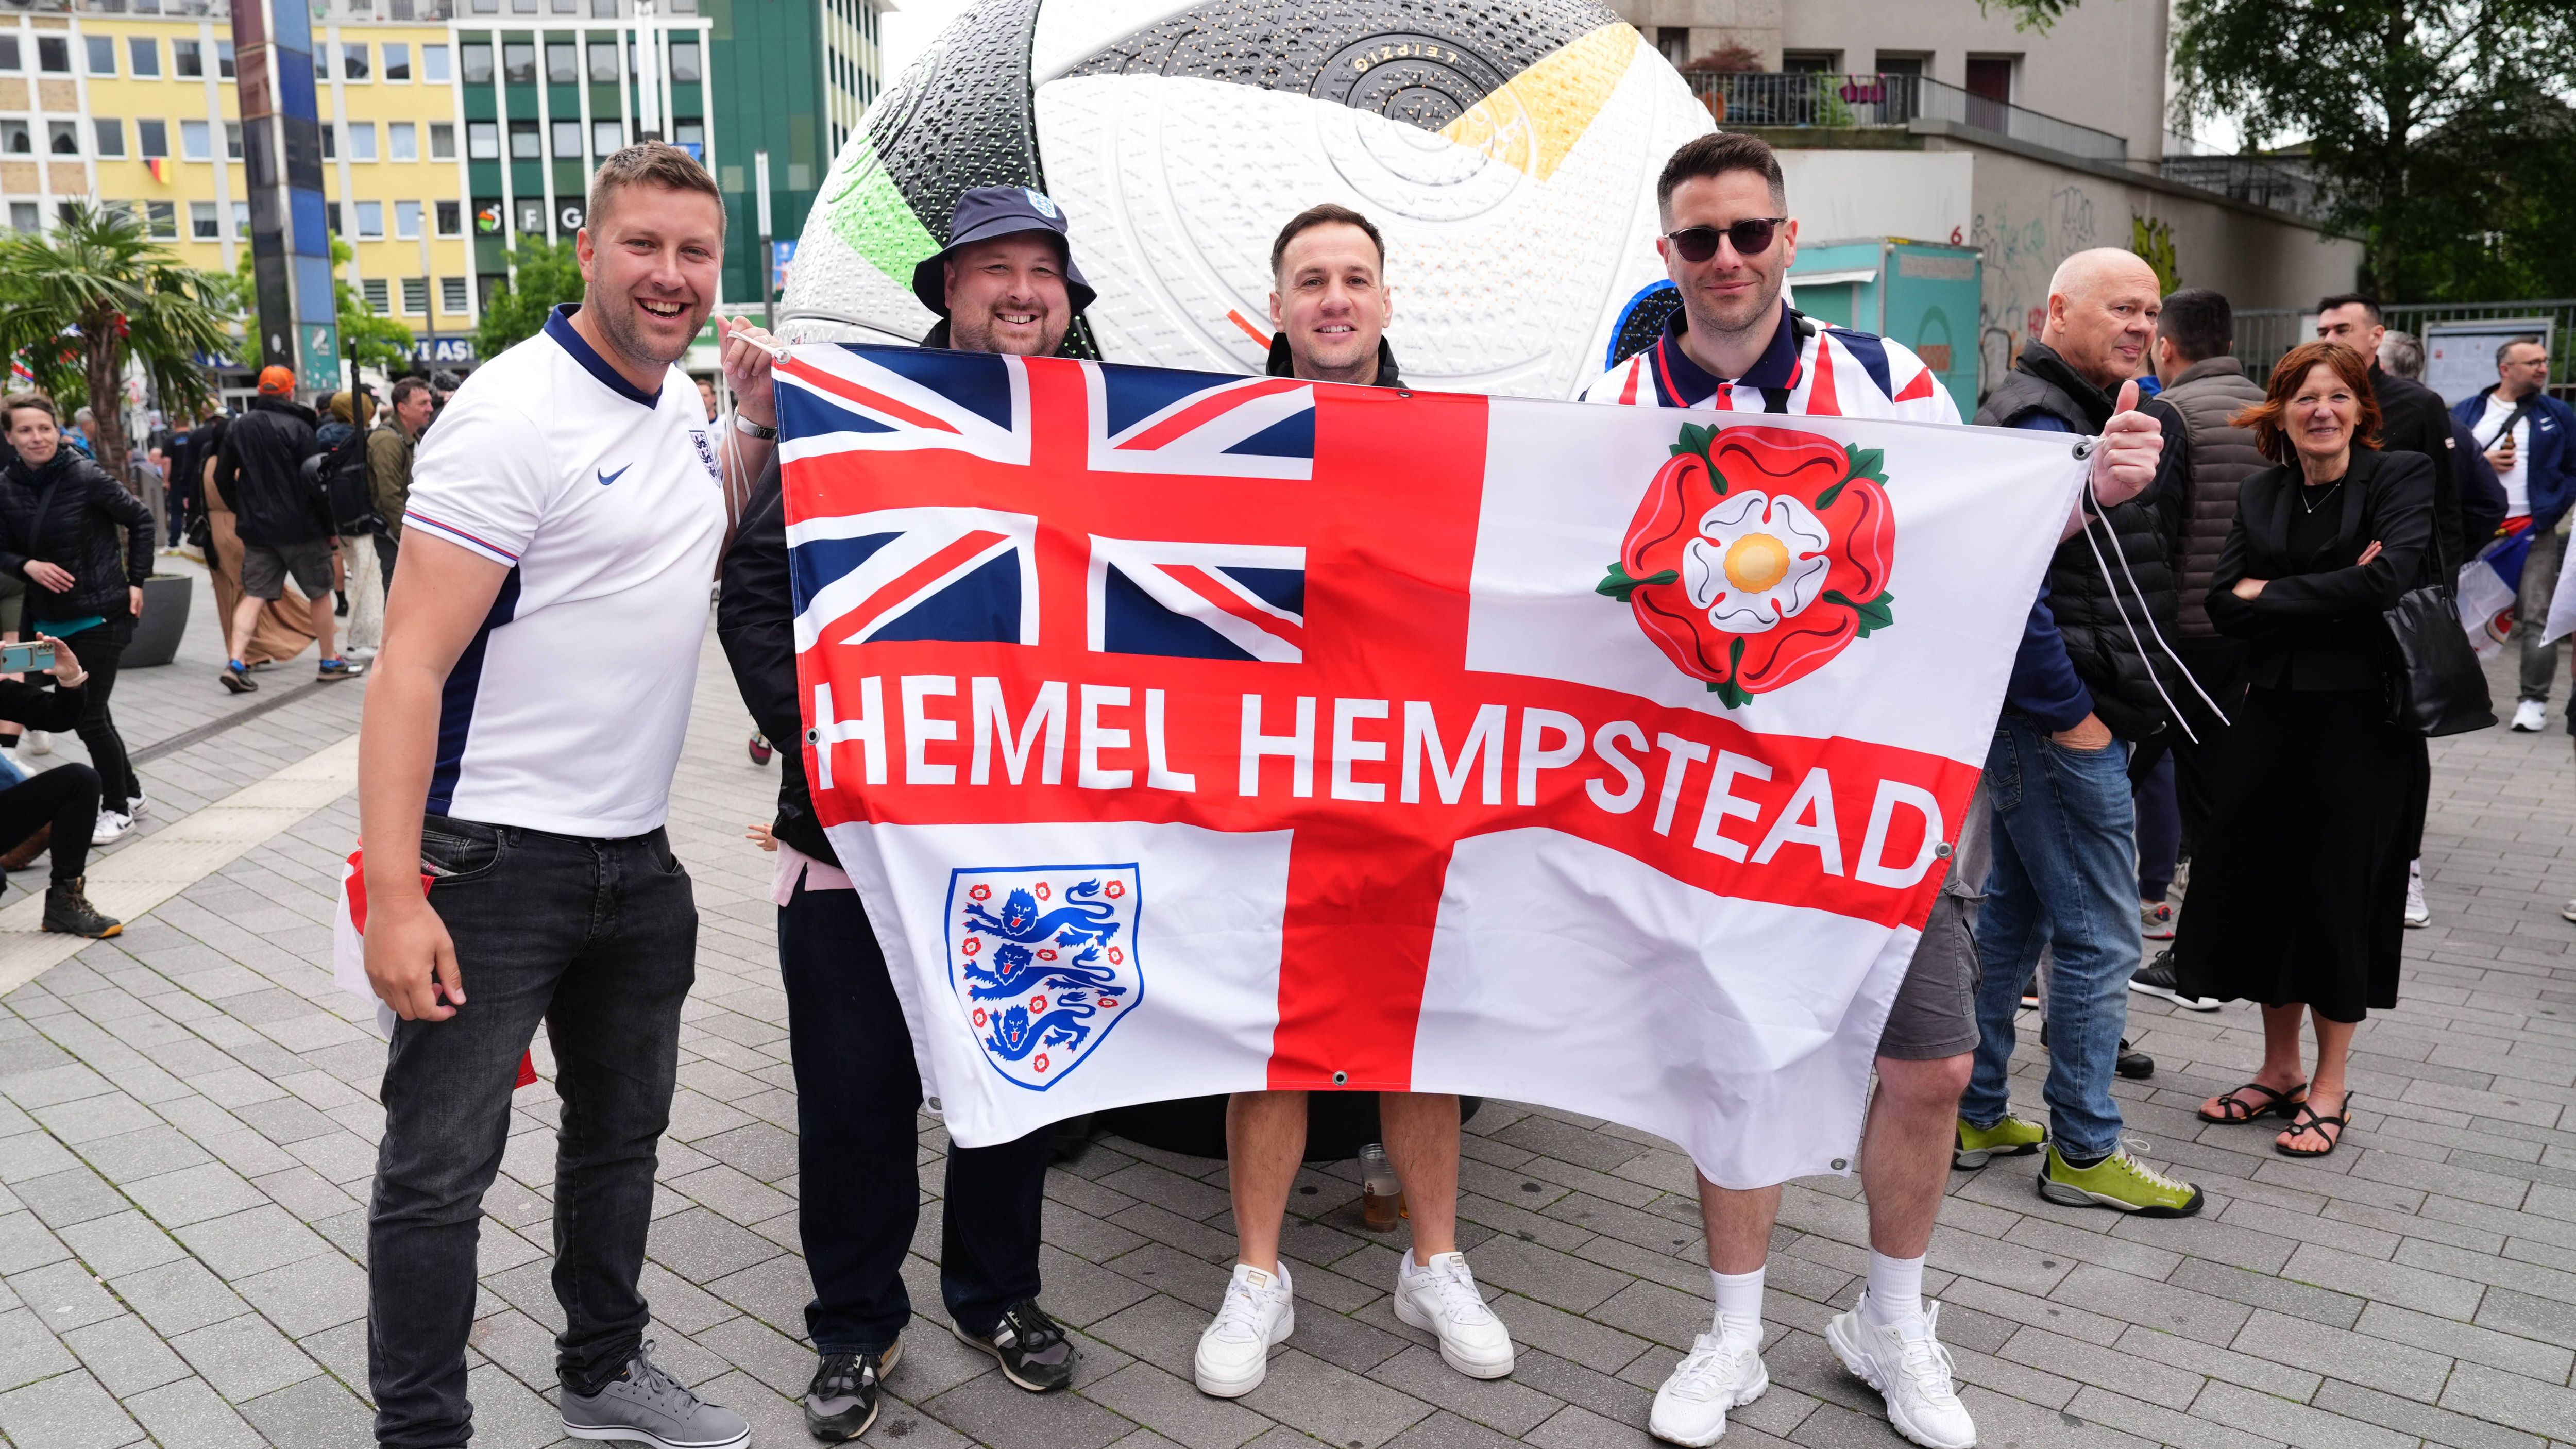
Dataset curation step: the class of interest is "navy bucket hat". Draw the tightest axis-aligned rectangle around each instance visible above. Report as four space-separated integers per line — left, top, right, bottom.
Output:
912 186 1097 317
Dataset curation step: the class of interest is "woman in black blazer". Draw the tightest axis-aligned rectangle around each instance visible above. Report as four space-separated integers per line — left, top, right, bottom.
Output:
2174 341 2434 1159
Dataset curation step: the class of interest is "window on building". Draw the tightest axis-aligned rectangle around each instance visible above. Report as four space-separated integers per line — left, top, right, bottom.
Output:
93 119 124 158
388 121 417 161
423 43 450 82
174 39 202 77
672 120 703 154
37 36 70 74
326 201 342 234
47 121 79 156
137 119 168 158
362 277 392 315
10 203 40 234
232 200 248 237
592 0 616 14
180 120 210 160
1655 28 1688 66
84 35 115 75
470 0 496 11
348 122 378 161
0 37 18 72
513 0 537 11
1874 53 1926 77
396 200 422 239
551 119 582 157
143 201 178 240
218 41 235 78
588 40 618 82
435 199 462 236
401 277 430 315
669 0 696 13
502 42 535 85
591 120 622 155
430 122 457 159
343 42 369 80
190 200 220 239
0 122 28 155
127 35 158 77
546 41 576 83
355 200 384 238
508 120 540 159
383 42 411 81
1781 50 1840 73
225 120 242 159
458 42 490 84
441 276 471 314
320 123 336 160
669 40 700 82
466 121 499 159
315 45 330 81
1964 55 2014 103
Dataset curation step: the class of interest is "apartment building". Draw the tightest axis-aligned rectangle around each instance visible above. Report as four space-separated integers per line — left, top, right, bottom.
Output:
3 0 885 373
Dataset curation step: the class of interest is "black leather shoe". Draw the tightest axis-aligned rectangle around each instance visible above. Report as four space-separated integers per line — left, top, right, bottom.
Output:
953 1300 1073 1392
804 1341 899 1441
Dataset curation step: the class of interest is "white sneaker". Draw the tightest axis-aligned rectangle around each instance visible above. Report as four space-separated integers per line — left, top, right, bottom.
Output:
125 791 148 821
1649 1332 1768 1446
90 811 131 847
1194 1262 1293 1398
2512 698 2547 731
2403 872 2430 928
1393 1250 1514 1379
1825 1294 1977 1449
27 731 50 755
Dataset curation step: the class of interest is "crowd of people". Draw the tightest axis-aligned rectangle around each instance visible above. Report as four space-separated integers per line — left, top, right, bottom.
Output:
330 131 2556 1449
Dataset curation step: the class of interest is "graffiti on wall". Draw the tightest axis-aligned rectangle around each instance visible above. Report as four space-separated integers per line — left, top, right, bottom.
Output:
1971 183 2100 391
2131 214 2182 294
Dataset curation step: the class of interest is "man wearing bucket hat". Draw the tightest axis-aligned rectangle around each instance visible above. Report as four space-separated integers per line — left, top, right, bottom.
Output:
718 183 1095 1441
910 184 1095 355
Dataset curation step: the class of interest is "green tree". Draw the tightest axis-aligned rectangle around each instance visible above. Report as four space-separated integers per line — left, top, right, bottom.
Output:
474 240 586 360
0 200 241 482
217 238 420 377
1992 0 2576 303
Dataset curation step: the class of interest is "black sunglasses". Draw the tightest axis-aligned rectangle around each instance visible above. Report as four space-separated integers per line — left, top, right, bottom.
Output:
1663 218 1788 263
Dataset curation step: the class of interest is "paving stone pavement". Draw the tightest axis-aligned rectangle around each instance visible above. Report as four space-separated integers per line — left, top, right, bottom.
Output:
3 590 2575 1448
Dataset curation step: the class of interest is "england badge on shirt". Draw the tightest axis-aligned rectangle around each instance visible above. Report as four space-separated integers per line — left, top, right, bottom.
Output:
690 427 721 483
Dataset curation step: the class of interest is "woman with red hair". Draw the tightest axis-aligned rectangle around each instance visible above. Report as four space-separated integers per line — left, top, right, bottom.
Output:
2175 341 2434 1158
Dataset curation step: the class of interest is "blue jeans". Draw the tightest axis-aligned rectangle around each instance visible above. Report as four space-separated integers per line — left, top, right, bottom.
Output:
367 818 698 1448
1960 715 2138 1161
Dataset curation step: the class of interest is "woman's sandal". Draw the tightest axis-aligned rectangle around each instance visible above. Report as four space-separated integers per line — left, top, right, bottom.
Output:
2197 1080 2308 1124
2275 1098 2351 1158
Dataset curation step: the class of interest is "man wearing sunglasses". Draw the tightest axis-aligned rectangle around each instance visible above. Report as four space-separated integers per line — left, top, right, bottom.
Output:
1586 132 2167 1449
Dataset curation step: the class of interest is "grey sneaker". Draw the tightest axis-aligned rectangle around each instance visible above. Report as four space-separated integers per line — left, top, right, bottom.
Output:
561 1341 748 1448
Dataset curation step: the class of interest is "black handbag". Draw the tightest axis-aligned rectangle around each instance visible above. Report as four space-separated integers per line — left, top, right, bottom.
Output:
2383 584 2496 736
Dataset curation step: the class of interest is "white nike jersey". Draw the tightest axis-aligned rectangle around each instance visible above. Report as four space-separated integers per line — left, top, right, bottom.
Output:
400 305 726 837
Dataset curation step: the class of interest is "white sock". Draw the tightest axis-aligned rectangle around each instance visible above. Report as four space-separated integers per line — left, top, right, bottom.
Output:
1863 1251 1926 1328
1709 1267 1764 1347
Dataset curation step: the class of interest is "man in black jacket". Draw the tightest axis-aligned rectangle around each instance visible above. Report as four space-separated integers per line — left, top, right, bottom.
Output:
719 185 1090 1442
212 365 354 693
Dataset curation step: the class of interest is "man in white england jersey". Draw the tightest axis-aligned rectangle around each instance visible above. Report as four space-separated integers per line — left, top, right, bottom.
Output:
1585 133 2166 1449
357 144 778 1449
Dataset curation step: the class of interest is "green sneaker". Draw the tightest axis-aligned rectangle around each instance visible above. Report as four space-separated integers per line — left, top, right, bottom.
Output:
1954 1115 2046 1169
2037 1145 2205 1217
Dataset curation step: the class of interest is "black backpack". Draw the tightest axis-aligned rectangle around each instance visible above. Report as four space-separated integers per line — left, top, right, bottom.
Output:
301 426 382 536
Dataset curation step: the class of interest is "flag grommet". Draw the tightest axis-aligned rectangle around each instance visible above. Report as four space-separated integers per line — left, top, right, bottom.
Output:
1332 1071 1348 1085
1935 843 1953 858
805 727 819 744
1831 1158 1848 1170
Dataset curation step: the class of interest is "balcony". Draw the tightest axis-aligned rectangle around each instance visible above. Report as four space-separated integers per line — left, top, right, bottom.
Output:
1684 71 2129 165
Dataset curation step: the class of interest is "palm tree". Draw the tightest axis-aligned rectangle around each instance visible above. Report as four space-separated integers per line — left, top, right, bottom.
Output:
0 200 241 483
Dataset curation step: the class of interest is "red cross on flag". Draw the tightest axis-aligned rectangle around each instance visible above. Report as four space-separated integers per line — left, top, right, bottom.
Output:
778 344 2082 1188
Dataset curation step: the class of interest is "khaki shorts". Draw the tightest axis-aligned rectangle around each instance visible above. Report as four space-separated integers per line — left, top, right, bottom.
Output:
241 537 334 601
1876 890 1981 1061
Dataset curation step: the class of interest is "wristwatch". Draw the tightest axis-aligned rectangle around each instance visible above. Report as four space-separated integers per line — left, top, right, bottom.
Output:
732 412 778 441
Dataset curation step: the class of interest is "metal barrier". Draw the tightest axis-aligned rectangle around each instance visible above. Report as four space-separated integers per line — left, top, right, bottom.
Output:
2236 301 2576 397
1686 71 2130 164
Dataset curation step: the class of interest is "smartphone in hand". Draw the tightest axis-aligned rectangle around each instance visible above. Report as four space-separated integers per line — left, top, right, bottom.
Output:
0 639 58 675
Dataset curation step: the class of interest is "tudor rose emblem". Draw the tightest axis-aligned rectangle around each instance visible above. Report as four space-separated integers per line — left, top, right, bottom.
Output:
945 865 1143 1090
1599 422 1898 707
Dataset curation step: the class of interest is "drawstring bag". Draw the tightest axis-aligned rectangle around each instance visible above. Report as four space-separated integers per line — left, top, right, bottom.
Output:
2382 584 2494 736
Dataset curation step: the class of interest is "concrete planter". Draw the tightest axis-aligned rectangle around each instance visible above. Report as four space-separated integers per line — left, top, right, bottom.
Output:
122 574 194 668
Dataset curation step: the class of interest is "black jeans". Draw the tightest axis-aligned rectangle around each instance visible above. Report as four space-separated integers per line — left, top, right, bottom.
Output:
778 876 1050 1353
0 761 96 881
375 533 399 597
57 617 131 808
367 817 698 1448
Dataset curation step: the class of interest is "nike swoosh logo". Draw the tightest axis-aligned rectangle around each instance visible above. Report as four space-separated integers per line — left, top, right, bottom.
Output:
597 464 632 486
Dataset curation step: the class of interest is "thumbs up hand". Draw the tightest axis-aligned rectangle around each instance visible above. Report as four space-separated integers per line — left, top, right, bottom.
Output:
2091 378 2165 507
